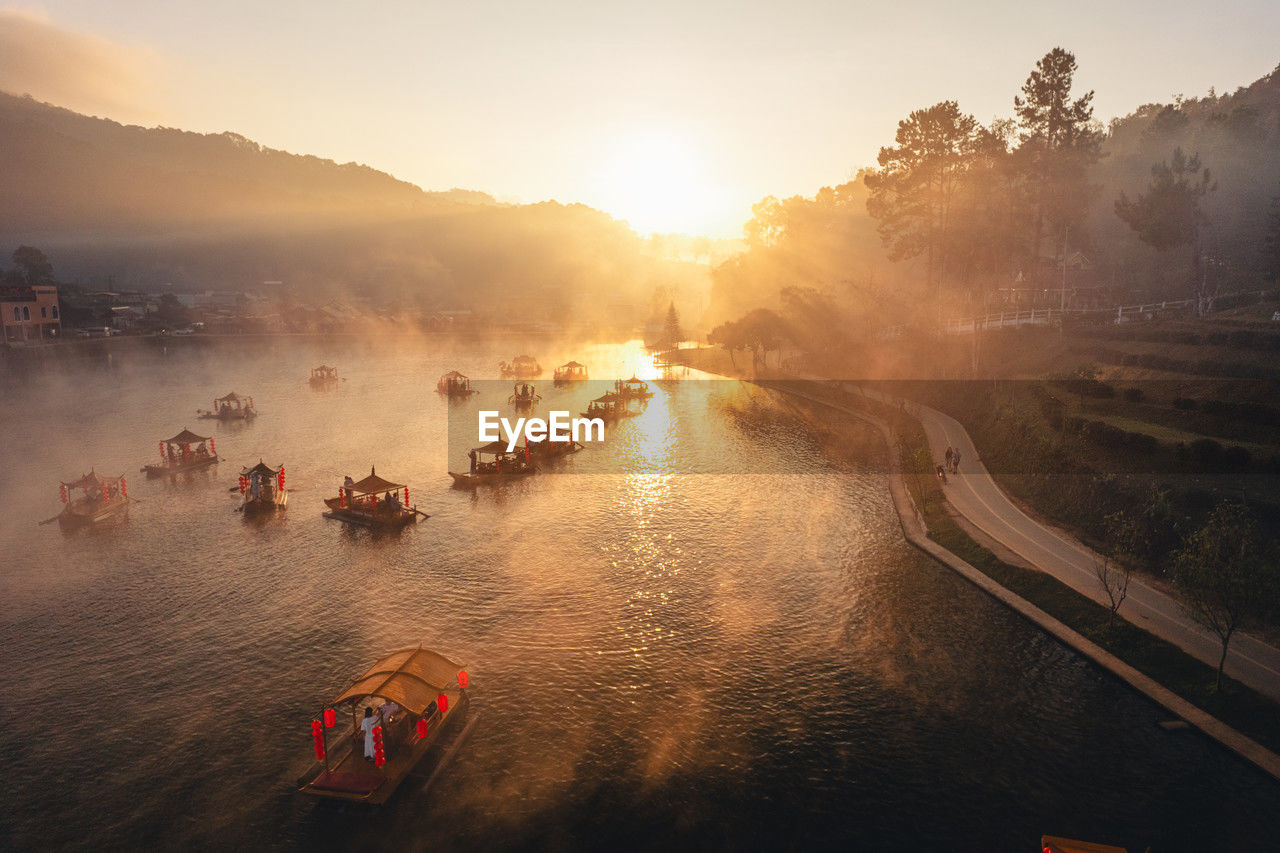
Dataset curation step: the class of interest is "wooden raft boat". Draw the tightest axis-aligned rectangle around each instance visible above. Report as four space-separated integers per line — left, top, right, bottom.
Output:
141 428 219 478
498 355 542 379
55 470 130 529
238 461 288 515
553 360 588 385
198 391 257 420
324 467 426 528
436 370 477 398
449 441 536 488
309 365 339 388
297 646 470 805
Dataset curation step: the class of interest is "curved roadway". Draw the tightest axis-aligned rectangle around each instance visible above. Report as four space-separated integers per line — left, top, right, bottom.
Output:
840 382 1280 701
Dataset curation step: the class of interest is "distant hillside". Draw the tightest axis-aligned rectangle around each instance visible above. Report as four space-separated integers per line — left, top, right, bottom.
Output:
0 91 494 231
1088 66 1280 291
0 92 706 326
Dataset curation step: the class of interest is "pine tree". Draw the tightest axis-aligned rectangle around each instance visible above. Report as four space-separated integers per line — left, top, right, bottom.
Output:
663 301 683 345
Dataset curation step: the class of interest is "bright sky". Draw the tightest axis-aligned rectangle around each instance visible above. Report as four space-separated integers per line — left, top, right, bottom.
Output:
2 1 1278 237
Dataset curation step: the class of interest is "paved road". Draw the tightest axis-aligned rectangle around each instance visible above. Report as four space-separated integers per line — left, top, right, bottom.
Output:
849 385 1280 701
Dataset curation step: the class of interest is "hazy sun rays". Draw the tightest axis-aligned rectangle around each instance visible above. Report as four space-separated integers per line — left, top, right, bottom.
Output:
590 128 725 235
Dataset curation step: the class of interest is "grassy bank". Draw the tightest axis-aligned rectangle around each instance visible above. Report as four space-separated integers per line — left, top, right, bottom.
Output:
887 410 1280 757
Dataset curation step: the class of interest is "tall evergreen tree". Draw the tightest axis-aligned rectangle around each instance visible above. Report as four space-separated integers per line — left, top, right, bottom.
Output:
663 301 683 345
1014 48 1102 279
1115 148 1216 298
865 101 980 297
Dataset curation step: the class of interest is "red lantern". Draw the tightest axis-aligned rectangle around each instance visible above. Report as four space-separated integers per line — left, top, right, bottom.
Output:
403 487 409 506
160 441 166 461
323 707 336 728
209 438 216 455
457 670 469 689
437 694 448 714
416 718 429 739
120 478 127 498
101 484 110 501
311 719 325 760
59 484 68 503
338 487 346 508
239 475 247 495
278 467 285 490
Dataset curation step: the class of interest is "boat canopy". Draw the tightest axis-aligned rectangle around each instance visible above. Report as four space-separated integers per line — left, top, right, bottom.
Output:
312 365 337 377
215 392 246 403
472 440 522 456
440 370 468 380
347 467 406 496
592 392 624 405
61 469 121 489
166 428 211 445
241 460 280 478
513 355 537 364
335 647 463 716
560 360 584 369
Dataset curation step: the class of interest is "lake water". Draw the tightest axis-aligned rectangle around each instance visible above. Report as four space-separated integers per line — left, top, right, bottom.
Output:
1 337 1277 850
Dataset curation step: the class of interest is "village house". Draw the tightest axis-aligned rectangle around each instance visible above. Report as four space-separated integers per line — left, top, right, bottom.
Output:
1 284 62 343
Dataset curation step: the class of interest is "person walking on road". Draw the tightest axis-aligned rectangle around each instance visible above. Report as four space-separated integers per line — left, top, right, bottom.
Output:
944 446 954 470
951 448 961 474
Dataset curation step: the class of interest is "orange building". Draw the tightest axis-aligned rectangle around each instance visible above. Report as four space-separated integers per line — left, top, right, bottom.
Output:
1 285 62 342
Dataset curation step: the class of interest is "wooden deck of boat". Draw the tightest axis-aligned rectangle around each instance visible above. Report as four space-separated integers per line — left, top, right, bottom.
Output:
299 699 466 804
143 456 219 478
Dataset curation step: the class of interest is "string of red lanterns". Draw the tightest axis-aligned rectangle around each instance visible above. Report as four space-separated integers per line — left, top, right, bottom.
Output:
372 724 385 767
310 719 325 761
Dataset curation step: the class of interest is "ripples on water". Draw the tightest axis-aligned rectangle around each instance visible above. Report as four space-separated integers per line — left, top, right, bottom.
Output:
1 338 1277 851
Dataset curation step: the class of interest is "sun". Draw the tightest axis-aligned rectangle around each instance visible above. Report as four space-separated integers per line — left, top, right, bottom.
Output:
593 130 722 236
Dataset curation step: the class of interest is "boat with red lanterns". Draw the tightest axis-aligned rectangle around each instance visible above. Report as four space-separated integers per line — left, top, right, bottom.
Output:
324 467 426 528
141 428 219 478
309 365 339 388
297 646 470 805
499 355 542 379
436 370 477 397
54 470 130 529
581 391 645 423
237 461 288 515
449 441 536 488
553 360 588 385
197 391 257 420
508 381 540 411
614 376 654 401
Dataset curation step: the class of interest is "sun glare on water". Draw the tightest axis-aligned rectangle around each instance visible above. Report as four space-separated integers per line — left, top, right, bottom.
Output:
593 130 723 237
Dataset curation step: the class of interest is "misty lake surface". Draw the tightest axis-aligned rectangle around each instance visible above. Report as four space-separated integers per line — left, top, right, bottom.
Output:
2 338 1278 851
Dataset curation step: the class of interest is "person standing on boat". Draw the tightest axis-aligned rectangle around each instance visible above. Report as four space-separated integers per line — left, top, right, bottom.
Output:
361 706 377 761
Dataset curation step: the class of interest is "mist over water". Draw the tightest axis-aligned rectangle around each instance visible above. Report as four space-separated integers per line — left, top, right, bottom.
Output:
1 338 1277 850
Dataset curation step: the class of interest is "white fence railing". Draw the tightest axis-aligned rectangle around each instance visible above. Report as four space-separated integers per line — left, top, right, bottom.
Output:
935 289 1272 336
